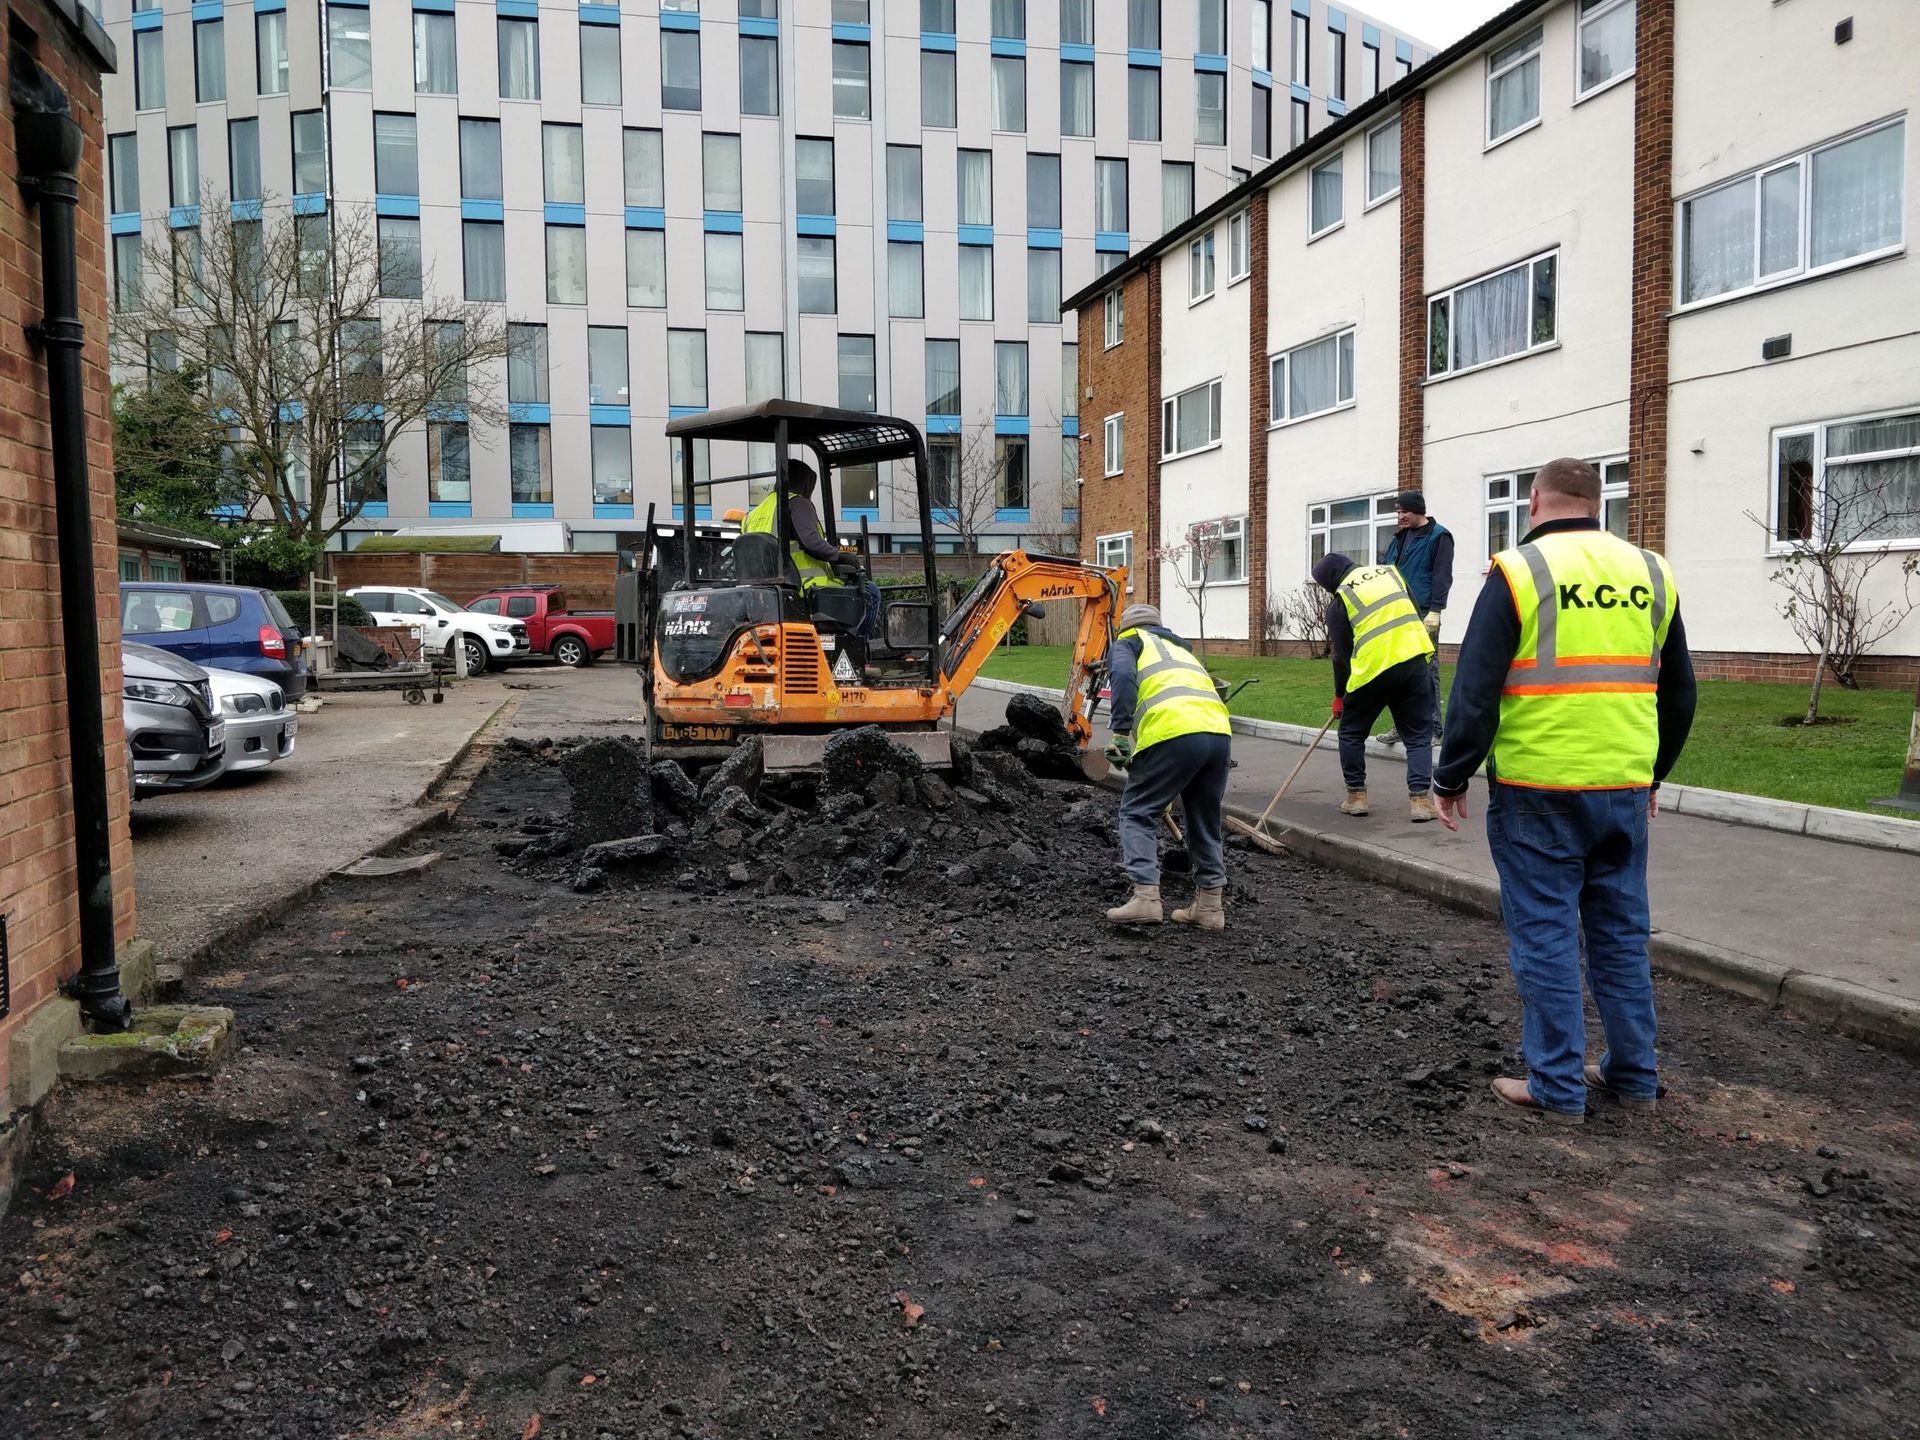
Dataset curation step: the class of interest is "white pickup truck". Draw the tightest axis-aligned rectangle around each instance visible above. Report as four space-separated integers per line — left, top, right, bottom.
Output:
345 586 531 675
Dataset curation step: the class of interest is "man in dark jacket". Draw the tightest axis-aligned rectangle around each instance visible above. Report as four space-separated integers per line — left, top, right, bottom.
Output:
1313 552 1438 823
1380 491 1454 743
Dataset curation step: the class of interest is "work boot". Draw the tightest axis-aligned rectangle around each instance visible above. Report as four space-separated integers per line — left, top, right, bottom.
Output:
1409 793 1438 824
1375 729 1402 748
1340 788 1370 817
1584 1063 1660 1112
1172 886 1226 931
1106 885 1163 925
1489 1076 1585 1125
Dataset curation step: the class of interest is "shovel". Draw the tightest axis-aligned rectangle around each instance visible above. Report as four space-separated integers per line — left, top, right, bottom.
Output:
1080 747 1190 871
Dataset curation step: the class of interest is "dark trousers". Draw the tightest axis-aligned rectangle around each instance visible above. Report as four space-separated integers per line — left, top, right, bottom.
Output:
1338 656 1433 794
1117 732 1231 889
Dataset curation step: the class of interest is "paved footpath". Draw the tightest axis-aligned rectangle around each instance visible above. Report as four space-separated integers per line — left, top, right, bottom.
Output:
958 683 1920 1054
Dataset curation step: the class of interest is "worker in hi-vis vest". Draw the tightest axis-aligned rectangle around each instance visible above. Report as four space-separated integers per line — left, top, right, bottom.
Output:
1312 551 1439 823
1101 604 1234 931
742 460 882 637
1434 457 1697 1125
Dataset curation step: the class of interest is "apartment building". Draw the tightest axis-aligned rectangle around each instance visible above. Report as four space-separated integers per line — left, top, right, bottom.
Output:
1071 0 1920 680
97 0 1431 556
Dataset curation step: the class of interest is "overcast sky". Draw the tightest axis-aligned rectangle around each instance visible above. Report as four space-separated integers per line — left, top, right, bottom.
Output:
1357 0 1511 50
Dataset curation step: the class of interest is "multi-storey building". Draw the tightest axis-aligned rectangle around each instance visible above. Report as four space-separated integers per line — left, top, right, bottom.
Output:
1072 0 1920 680
97 0 1430 556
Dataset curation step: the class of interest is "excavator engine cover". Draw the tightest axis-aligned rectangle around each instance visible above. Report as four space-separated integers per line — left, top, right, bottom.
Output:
657 586 781 684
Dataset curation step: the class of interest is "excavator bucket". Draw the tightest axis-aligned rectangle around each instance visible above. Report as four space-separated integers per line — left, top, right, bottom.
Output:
761 730 954 775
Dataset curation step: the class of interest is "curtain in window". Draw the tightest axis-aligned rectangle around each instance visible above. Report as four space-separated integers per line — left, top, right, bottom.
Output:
746 333 784 402
429 425 470 502
378 218 422 298
1060 63 1093 136
922 0 956 30
1759 164 1800 277
667 331 707 407
134 30 165 108
624 130 664 207
1682 180 1754 302
1368 117 1400 200
510 426 552 503
704 135 743 212
991 0 1025 38
1198 0 1226 53
1061 343 1078 418
888 242 924 318
1195 73 1225 145
1095 161 1127 233
957 151 992 225
922 52 956 126
375 115 418 194
626 231 666 307
543 127 584 203
460 120 502 200
256 12 288 94
1578 0 1634 91
229 120 262 199
705 234 744 310
1488 49 1538 138
414 14 457 94
508 325 548 403
1162 163 1193 231
1128 68 1160 142
926 340 960 414
887 147 922 221
992 57 1026 131
1453 265 1530 370
797 237 835 313
545 226 587 304
293 112 327 192
1127 0 1159 49
995 344 1027 415
1827 452 1920 543
1811 123 1904 268
497 18 539 98
168 128 198 206
464 223 505 301
958 246 993 321
1027 249 1060 323
1060 0 1092 45
1288 335 1341 416
196 20 227 101
581 26 622 104
1311 157 1342 231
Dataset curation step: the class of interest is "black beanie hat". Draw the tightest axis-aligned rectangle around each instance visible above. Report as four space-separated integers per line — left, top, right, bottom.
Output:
1395 490 1428 515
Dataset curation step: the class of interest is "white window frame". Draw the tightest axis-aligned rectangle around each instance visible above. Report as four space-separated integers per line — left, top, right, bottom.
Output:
1365 114 1401 209
1308 153 1344 239
1103 288 1125 348
1483 456 1631 562
1096 530 1134 591
1768 408 1920 556
1161 378 1224 461
1227 208 1250 283
1103 412 1124 476
1573 0 1635 103
1485 24 1543 150
1426 248 1559 381
1188 231 1216 304
1268 327 1356 426
1308 492 1398 569
1187 515 1248 584
1674 117 1907 312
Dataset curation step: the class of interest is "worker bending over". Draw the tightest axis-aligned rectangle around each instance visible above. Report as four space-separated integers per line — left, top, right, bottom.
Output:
1433 458 1697 1123
1102 604 1233 930
1312 552 1439 823
743 459 882 638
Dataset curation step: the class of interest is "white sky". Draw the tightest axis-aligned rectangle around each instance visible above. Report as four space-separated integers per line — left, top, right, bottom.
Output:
1357 0 1511 51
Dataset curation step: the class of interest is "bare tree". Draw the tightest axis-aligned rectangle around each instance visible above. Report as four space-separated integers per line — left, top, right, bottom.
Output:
1268 583 1332 658
1749 458 1920 724
888 421 1012 559
1150 519 1225 662
111 191 512 549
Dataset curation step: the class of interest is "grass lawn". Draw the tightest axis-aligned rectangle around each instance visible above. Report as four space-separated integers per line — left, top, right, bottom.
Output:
979 644 1916 816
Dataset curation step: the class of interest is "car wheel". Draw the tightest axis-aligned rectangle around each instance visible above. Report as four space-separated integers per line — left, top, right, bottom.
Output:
554 636 589 668
461 636 490 675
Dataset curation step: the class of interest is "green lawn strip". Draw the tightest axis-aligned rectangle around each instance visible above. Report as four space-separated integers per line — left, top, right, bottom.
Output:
978 645 1915 816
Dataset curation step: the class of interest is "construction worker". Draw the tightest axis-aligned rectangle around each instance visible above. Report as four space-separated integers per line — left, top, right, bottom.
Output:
1102 603 1233 930
743 459 881 637
1312 552 1438 823
1378 491 1453 745
1433 458 1697 1124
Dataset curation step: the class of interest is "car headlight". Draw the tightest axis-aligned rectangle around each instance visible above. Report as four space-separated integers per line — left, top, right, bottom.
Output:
222 693 267 715
125 678 194 706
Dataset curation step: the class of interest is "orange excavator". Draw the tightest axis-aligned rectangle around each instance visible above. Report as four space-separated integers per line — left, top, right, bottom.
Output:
641 400 1125 772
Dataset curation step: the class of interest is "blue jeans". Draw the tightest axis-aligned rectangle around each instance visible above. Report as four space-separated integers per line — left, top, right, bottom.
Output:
1485 783 1658 1115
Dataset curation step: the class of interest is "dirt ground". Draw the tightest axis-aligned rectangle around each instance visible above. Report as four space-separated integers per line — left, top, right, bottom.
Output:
4 739 1918 1440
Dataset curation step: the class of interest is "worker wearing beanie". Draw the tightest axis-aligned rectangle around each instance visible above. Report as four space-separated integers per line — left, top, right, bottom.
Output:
1381 490 1454 742
1101 603 1233 929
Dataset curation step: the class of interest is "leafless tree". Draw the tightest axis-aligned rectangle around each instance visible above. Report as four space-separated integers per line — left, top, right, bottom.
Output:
110 191 512 549
888 421 1014 560
1268 583 1332 658
1151 519 1226 662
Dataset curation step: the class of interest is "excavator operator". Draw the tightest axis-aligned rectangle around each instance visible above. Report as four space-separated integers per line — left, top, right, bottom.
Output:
743 459 882 638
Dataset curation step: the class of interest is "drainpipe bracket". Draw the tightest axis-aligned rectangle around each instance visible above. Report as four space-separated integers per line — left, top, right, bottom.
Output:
25 318 83 350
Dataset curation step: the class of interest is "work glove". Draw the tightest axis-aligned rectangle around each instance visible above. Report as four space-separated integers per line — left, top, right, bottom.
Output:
1423 611 1442 636
1331 696 1344 717
1104 736 1135 767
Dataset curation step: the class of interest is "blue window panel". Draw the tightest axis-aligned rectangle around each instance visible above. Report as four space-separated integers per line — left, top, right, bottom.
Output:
544 202 586 225
1061 415 1080 437
704 210 745 234
669 504 715 520
667 404 707 420
1026 227 1062 249
212 503 248 519
376 194 421 218
497 0 537 16
1094 230 1129 252
739 15 777 37
990 37 1025 58
625 206 666 230
841 507 879 523
426 403 467 423
255 0 287 11
215 407 242 424
593 503 635 520
1126 48 1161 68
1253 67 1273 88
580 4 620 25
277 402 305 423
169 205 202 230
887 220 924 243
1327 98 1347 117
345 402 385 422
110 212 141 236
920 31 956 52
994 507 1031 524
588 405 631 427
659 9 698 30
930 506 960 525
1327 7 1347 33
508 402 552 425
428 502 472 518
1362 23 1381 46
831 22 869 42
357 502 389 518
1060 507 1079 526
461 198 505 221
292 193 328 216
1193 53 1228 73
795 214 834 237
994 416 1030 436
513 503 556 519
413 0 455 11
925 414 961 434
1291 0 1310 14
1396 37 1413 61
1059 41 1094 63
230 197 264 222
131 9 164 30
1289 81 1310 101
192 0 223 19
956 223 993 246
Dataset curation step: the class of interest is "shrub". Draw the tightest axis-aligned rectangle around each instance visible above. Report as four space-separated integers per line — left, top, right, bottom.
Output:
276 590 371 632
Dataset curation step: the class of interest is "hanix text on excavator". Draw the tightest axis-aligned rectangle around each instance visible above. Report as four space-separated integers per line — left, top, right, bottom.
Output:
637 400 1125 773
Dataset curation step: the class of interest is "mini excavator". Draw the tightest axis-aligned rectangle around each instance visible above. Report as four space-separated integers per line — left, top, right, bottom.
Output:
638 400 1126 773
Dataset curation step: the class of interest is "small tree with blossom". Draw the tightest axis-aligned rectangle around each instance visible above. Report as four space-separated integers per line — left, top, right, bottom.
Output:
1148 519 1226 662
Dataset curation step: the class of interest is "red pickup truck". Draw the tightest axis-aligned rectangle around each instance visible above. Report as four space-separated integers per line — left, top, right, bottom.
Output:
467 586 616 667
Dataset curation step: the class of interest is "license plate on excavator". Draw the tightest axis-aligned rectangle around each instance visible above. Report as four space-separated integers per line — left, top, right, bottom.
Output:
660 723 736 742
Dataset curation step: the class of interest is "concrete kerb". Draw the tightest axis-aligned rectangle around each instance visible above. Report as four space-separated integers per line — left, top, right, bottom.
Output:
968 676 1920 854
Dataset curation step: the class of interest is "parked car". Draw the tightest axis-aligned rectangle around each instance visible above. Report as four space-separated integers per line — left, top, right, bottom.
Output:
345 586 531 675
120 581 308 700
123 642 225 799
207 667 297 774
467 586 617 667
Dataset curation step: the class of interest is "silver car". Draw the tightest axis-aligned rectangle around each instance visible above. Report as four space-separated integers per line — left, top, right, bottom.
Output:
207 667 297 773
124 642 226 798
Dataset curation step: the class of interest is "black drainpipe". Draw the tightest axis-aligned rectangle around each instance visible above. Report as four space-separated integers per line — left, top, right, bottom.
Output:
12 45 130 1030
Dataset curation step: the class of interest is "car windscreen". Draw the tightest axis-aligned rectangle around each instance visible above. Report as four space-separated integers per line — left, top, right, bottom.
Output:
420 591 466 613
262 592 299 631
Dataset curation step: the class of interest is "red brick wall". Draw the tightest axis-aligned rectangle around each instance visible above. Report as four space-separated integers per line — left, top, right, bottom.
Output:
1687 651 1918 689
1244 192 1271 654
1143 266 1164 608
1396 92 1427 496
1628 0 1676 550
0 8 134 1106
1075 270 1156 601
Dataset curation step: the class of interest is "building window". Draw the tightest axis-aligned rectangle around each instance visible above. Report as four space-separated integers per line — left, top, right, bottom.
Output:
591 429 633 507
992 55 1026 132
195 19 226 103
1188 232 1216 304
889 241 925 317
499 16 540 99
997 436 1028 510
1310 154 1343 235
108 134 139 213
1060 61 1093 137
1577 0 1635 97
923 51 957 127
741 35 779 114
1679 119 1905 307
1487 25 1542 145
741 0 778 13
378 218 421 298
994 341 1028 415
1103 413 1124 475
1252 0 1271 67
840 461 879 512
831 0 868 19
134 27 164 109
1162 161 1194 231
256 10 289 94
836 335 877 412
662 30 702 109
229 118 262 198
703 133 743 212
928 434 960 507
1252 86 1272 159
428 423 471 504
888 145 923 221
668 329 708 408
797 236 836 313
1127 0 1159 50
464 222 505 301
1362 39 1380 98
1128 67 1160 143
1061 0 1093 45
1291 95 1309 148
958 245 994 321
1103 289 1124 348
991 0 1025 38
795 137 833 215
1327 25 1346 102
545 225 587 304
460 118 503 200
1162 379 1223 459
292 111 327 194
1187 516 1248 583
415 11 457 94
625 128 664 207
833 42 871 119
1062 341 1078 419
508 323 549 403
1290 12 1308 86
1397 53 1412 81
1096 532 1132 584
926 339 960 414
1027 249 1061 323
1771 413 1919 549
1484 460 1630 554
429 321 469 406
587 326 629 406
1095 158 1127 234
705 233 744 310
669 437 712 511
170 227 204 306
168 126 198 209
329 5 371 88
1367 115 1401 205
1428 250 1557 378
581 24 621 105
1195 72 1226 146
113 232 142 309
626 230 666 307
543 124 585 204
956 149 993 226
375 113 419 196
510 425 554 504
1270 328 1355 423
746 331 785 416
1194 0 1225 52
344 420 386 506
1310 493 1397 567
1227 209 1250 281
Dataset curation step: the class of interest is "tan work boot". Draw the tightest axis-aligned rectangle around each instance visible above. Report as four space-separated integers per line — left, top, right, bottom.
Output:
1409 793 1438 823
1172 886 1226 931
1106 885 1163 924
1340 788 1370 817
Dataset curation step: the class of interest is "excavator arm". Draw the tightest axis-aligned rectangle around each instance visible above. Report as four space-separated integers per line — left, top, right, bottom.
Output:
938 551 1129 746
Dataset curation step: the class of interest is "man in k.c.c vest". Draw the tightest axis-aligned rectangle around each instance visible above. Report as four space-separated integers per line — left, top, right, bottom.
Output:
1101 604 1234 931
742 460 882 637
1312 552 1439 823
1434 458 1697 1125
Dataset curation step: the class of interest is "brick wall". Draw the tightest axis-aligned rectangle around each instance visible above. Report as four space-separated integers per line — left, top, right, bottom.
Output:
0 8 134 1109
1075 270 1156 602
1396 92 1427 496
1244 192 1271 654
1688 651 1919 690
1627 0 1676 550
1143 266 1164 608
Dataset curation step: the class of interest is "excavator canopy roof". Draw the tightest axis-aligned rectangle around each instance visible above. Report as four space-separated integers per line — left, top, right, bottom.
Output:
664 400 925 468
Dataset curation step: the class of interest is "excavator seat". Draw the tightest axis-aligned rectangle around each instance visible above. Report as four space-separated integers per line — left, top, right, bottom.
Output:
727 532 785 584
806 584 866 632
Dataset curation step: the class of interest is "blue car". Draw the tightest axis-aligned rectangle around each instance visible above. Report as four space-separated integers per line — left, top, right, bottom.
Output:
120 581 308 701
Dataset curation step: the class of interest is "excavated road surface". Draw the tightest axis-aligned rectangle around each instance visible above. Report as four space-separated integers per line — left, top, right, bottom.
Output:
3 745 1917 1440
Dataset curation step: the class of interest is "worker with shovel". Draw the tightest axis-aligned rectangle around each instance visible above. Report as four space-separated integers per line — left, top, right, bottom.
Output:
1102 604 1233 930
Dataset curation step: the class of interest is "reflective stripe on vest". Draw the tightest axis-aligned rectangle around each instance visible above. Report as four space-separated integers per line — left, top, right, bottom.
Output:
1491 530 1678 789
1338 564 1433 692
1119 628 1232 753
744 490 842 593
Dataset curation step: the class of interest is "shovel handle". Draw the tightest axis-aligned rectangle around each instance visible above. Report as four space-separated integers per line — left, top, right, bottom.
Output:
1257 710 1339 829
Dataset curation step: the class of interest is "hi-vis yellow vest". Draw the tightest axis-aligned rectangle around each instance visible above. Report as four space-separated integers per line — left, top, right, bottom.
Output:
1338 563 1433 692
1491 528 1678 790
743 491 843 593
1118 628 1232 754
